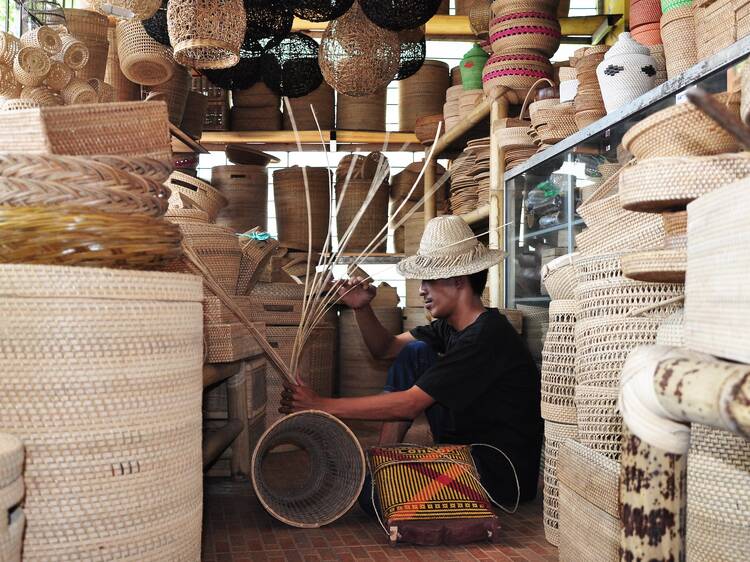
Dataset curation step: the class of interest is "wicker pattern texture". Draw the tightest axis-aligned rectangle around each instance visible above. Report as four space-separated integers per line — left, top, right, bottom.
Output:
574 385 621 460
273 166 331 251
541 299 576 424
167 171 228 221
262 32 323 98
542 421 577 546
0 264 203 560
0 433 24 562
335 178 390 253
116 19 174 86
541 253 577 300
211 164 268 233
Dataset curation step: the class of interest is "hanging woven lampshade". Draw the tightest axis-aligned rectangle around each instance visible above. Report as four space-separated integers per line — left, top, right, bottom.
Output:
142 1 170 46
319 2 399 97
261 32 322 98
168 0 247 69
288 0 354 22
395 27 425 81
245 0 294 40
359 0 443 31
87 0 161 20
203 34 263 90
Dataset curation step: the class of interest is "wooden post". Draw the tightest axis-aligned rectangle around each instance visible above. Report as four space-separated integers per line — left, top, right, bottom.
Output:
423 158 437 228
489 97 509 308
226 369 250 480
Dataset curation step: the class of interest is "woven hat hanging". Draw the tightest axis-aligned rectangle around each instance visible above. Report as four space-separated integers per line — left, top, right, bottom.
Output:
245 0 294 41
359 0 443 31
143 1 169 46
261 32 323 98
395 27 426 80
167 0 247 69
203 34 263 90
287 0 355 22
319 2 399 97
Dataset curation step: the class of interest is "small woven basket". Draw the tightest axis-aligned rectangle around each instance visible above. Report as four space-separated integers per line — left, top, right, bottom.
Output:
14 46 51 87
61 77 97 104
541 299 576 424
54 33 89 70
20 26 62 55
116 19 175 86
146 65 191 125
45 60 72 91
167 171 228 221
61 8 109 42
542 420 578 546
87 77 114 102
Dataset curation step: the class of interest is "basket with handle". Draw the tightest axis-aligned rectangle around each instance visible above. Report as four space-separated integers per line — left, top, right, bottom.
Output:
211 164 268 234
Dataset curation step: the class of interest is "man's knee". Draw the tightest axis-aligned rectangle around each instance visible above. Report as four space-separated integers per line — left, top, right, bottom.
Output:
398 340 432 361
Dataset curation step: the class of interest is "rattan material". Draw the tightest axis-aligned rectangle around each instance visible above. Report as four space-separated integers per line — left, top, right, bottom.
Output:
541 300 576 424
660 6 697 79
575 208 665 254
60 77 97 104
619 153 750 212
53 33 88 70
359 0 442 31
88 153 173 183
482 51 554 104
211 164 268 233
319 2 400 97
147 65 191 125
19 85 61 106
686 424 750 562
87 0 161 20
335 178 389 253
20 26 62 55
252 410 365 528
74 37 108 82
116 19 175 86
469 2 491 37
694 0 736 60
542 420 577 546
231 282 305 324
204 322 262 363
0 98 40 111
557 438 620 562
622 247 686 283
180 90 208 138
232 80 279 108
236 236 277 295
282 81 335 130
573 385 621 460
262 32 323 98
541 253 578 300
399 59 450 131
87 77 114 102
167 170 228 221
273 166 331 251
105 25 141 102
61 8 109 42
489 11 561 57
337 88 386 130
0 31 21 67
622 92 741 159
0 434 23 491
0 63 21 98
14 46 51 87
289 0 355 22
0 263 202 560
44 60 71 91
655 308 684 346
167 0 245 69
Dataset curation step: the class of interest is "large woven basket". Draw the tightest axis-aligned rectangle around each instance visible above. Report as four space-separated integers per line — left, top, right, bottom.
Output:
489 12 561 57
399 59 450 132
146 64 191 125
574 385 622 460
252 410 365 528
0 433 24 562
660 6 697 79
541 299 576 424
104 24 141 102
336 177 390 253
483 51 554 104
557 438 620 562
542 420 578 546
116 19 175 86
167 171 228 221
686 424 750 562
273 166 331 251
0 101 171 161
239 282 306 325
211 164 268 233
0 264 203 560
337 88 387 131
282 81 335 131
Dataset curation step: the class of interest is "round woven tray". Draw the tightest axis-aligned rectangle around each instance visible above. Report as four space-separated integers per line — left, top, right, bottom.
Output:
541 299 576 424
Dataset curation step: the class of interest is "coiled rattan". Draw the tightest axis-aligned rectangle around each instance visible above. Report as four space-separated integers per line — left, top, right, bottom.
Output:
542 420 577 546
541 299 576 424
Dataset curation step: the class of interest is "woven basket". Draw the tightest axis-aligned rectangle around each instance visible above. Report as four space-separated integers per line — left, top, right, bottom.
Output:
482 51 554 104
541 300 576 424
236 236 280 295
557 438 620 562
398 60 450 132
14 46 51 87
619 153 750 212
575 209 665 255
622 92 741 159
145 64 190 125
116 19 175 86
489 12 561 57
232 81 279 108
236 282 306 325
230 106 282 131
211 164 268 233
74 38 108 81
282 81 335 131
541 253 578 300
167 0 245 69
574 385 621 460
252 410 365 528
660 6 697 79
655 308 684 346
337 88 387 131
20 26 62 55
273 166 331 251
542 421 578 546
104 25 141 102
19 85 61 107
53 33 89 70
180 90 209 138
686 424 750 562
87 77 114 102
265 325 337 428
0 64 21 98
167 170 228 221
631 0 663 28
469 2 491 37
0 264 203 560
62 8 109 42
694 0 736 60
0 31 21 67
1 99 40 111
204 322 262 363
61 77 97 104
336 178 389 253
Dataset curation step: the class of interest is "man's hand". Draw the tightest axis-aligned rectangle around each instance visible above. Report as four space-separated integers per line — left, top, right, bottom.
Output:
279 378 323 414
337 276 376 310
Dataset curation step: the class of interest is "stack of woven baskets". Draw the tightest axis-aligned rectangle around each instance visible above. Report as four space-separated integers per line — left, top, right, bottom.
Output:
495 116 536 170
400 59 451 132
231 81 282 131
630 0 663 45
0 434 24 562
660 1 696 79
571 45 609 128
482 0 560 104
693 0 750 61
528 94 578 149
444 84 462 131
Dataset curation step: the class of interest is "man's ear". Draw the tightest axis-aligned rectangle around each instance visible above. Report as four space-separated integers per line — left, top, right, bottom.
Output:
453 276 468 290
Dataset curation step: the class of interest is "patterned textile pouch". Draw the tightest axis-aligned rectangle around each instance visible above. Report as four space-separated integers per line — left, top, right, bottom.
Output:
367 444 518 546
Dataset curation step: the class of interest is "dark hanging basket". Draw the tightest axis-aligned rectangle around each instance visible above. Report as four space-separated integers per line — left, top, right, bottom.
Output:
203 35 264 90
261 32 323 98
287 0 354 23
142 3 170 47
245 0 294 40
394 27 426 80
359 0 443 31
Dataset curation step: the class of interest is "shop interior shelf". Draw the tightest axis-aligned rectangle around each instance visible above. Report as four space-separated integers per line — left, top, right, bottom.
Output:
516 219 584 242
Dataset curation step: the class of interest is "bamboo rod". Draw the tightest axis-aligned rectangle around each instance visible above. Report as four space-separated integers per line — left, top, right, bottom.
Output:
489 97 509 308
226 370 250 479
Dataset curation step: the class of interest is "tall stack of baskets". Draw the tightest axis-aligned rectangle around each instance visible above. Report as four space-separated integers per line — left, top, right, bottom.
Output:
629 0 663 46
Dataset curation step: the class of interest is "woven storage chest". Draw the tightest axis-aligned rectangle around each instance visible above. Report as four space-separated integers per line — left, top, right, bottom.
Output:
211 164 268 233
399 60 450 131
557 438 619 562
0 264 204 560
337 88 387 131
335 178 389 253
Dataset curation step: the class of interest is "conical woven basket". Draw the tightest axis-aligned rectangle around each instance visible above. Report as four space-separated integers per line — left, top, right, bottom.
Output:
0 264 203 560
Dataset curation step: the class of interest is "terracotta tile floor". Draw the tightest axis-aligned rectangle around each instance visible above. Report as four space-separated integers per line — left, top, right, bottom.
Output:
202 478 557 561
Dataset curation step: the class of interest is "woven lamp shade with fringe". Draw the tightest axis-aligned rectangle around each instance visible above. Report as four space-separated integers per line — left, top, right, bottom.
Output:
105 25 141 101
337 88 386 130
145 64 191 125
359 0 443 31
335 177 390 253
319 1 400 97
116 19 174 86
395 27 426 81
167 0 246 69
211 164 269 233
282 81 335 130
288 0 354 22
273 166 331 250
0 264 203 560
203 34 263 91
399 59 449 131
262 32 323 98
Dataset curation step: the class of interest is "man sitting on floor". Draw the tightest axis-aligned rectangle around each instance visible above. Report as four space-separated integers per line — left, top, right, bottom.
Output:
280 215 542 507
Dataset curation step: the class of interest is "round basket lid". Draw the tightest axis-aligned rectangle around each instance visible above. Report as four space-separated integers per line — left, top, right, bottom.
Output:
261 32 323 98
203 34 263 90
359 0 443 31
226 144 280 165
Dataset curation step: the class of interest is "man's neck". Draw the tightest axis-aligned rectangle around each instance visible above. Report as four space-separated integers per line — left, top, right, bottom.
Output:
446 297 486 331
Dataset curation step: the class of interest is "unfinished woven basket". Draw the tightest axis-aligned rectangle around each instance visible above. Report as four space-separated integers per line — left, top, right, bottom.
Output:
167 0 246 69
0 264 203 560
541 299 576 424
252 410 365 528
543 420 578 546
116 19 175 86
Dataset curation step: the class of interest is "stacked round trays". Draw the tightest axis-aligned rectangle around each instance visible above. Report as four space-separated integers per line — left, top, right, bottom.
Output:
0 434 24 562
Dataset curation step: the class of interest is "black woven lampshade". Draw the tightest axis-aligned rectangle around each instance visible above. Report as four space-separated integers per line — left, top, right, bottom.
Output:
203 35 264 90
359 0 442 31
142 3 170 47
287 0 354 23
394 27 426 80
261 32 323 98
245 0 294 40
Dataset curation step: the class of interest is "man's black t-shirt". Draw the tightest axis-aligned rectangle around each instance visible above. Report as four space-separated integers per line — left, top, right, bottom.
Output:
409 308 543 504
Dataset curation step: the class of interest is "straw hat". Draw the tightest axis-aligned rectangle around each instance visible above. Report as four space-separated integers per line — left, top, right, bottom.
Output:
397 215 503 280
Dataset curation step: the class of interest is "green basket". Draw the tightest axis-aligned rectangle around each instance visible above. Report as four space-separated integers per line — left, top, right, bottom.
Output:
661 0 692 13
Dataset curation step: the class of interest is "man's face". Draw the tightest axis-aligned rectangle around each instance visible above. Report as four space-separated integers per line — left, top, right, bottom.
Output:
419 278 459 318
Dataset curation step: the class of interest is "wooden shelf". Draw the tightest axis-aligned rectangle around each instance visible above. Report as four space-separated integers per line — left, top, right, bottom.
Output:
431 99 491 159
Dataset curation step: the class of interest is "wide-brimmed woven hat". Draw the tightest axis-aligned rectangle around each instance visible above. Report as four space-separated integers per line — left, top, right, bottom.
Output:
397 215 503 280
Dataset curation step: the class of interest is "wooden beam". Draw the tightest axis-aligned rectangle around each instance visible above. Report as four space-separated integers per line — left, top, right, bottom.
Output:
203 361 243 388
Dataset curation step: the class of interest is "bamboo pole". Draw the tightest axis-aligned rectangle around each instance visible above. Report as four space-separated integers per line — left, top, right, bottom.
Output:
226 370 250 480
489 97 509 308
423 159 436 227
